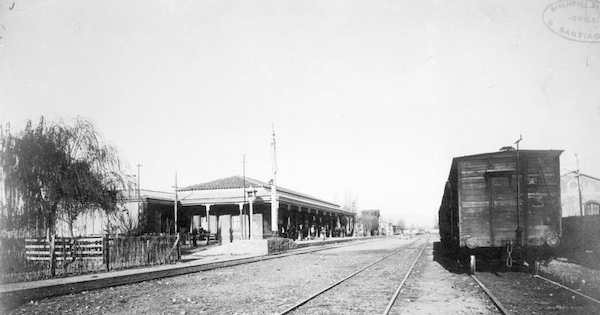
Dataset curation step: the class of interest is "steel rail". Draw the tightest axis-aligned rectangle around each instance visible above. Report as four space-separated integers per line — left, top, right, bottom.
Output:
1 238 379 307
278 238 424 315
381 238 429 315
471 275 512 315
534 274 600 305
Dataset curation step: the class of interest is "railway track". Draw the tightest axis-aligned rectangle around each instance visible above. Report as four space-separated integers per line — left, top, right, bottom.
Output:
470 273 512 315
471 267 600 315
0 238 384 311
278 237 429 315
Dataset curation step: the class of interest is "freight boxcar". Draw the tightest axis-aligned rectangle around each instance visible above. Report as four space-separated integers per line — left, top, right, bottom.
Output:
438 149 562 271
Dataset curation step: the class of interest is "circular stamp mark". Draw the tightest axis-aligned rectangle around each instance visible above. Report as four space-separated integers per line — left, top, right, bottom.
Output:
543 0 600 43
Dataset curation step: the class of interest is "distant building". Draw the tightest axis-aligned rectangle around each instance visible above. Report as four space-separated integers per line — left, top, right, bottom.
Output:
55 189 175 237
561 172 600 217
361 210 380 217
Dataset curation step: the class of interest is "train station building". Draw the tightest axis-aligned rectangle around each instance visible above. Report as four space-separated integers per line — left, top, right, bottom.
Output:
177 175 356 244
60 175 356 243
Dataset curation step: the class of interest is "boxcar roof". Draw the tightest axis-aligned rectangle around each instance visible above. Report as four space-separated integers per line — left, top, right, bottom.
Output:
452 149 563 162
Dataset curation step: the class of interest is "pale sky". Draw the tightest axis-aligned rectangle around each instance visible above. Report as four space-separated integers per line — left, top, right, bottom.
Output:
1 0 599 228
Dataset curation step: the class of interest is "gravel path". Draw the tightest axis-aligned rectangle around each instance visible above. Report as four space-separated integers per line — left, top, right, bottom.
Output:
390 241 497 315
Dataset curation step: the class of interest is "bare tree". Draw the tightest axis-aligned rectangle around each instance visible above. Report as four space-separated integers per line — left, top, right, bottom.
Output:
341 189 359 213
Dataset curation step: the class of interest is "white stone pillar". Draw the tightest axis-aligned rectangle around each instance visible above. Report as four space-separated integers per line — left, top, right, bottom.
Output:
205 204 213 232
237 202 245 240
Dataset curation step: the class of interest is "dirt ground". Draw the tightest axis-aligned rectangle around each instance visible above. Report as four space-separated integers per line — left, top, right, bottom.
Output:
391 240 497 315
4 236 600 314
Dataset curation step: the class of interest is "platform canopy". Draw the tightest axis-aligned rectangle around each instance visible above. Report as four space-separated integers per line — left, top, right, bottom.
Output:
178 175 353 216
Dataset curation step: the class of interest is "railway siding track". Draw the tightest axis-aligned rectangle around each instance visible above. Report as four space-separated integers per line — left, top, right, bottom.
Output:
280 238 429 315
472 269 600 314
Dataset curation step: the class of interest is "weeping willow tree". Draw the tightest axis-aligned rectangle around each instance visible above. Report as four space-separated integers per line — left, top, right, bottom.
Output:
0 117 129 239
58 118 129 237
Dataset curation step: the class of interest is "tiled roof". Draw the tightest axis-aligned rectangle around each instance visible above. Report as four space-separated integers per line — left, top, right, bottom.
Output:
179 175 268 191
179 175 346 211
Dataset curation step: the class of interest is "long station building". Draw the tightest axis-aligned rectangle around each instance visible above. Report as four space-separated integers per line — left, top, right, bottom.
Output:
93 175 356 244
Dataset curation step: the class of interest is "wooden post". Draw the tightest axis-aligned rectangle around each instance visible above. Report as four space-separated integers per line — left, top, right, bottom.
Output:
49 234 56 277
103 235 110 271
146 239 151 265
62 238 67 272
176 237 181 262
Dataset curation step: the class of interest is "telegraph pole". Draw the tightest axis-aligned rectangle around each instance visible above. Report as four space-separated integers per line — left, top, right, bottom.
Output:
242 154 247 239
137 164 143 215
514 135 523 246
174 171 178 234
576 154 583 216
271 124 279 234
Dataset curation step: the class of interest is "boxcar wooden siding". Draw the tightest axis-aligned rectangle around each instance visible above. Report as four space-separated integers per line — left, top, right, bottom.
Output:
456 151 561 248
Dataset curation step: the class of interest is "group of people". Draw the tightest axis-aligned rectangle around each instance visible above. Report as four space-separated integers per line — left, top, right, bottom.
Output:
280 224 348 241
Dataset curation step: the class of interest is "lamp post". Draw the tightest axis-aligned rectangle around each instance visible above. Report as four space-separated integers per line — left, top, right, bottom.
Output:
247 189 257 239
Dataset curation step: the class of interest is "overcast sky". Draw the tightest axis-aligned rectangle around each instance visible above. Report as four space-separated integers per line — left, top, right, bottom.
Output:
1 0 599 227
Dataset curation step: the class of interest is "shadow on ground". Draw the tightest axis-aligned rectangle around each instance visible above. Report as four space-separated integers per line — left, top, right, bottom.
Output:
432 242 534 275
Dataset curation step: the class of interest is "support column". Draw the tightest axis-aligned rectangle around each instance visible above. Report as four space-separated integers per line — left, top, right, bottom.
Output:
249 197 255 240
205 204 213 245
205 204 213 232
237 203 245 240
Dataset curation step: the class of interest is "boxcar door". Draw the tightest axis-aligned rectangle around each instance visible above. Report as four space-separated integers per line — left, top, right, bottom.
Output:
489 175 518 247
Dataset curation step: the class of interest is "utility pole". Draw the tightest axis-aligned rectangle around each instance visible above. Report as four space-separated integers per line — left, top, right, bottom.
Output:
174 171 178 234
576 154 583 216
514 135 523 246
137 164 143 215
242 154 247 240
271 124 279 234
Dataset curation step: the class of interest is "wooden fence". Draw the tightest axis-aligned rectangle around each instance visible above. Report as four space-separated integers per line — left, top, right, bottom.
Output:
25 237 103 262
1 235 180 284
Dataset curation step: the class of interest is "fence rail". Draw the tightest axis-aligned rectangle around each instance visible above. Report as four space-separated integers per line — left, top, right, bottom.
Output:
25 238 103 261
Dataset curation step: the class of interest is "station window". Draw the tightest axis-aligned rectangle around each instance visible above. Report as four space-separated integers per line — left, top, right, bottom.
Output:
585 202 600 216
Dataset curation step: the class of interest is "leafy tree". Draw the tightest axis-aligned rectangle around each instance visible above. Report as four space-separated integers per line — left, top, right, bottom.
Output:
356 214 379 236
395 218 406 233
1 118 68 238
57 118 128 237
0 117 128 238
